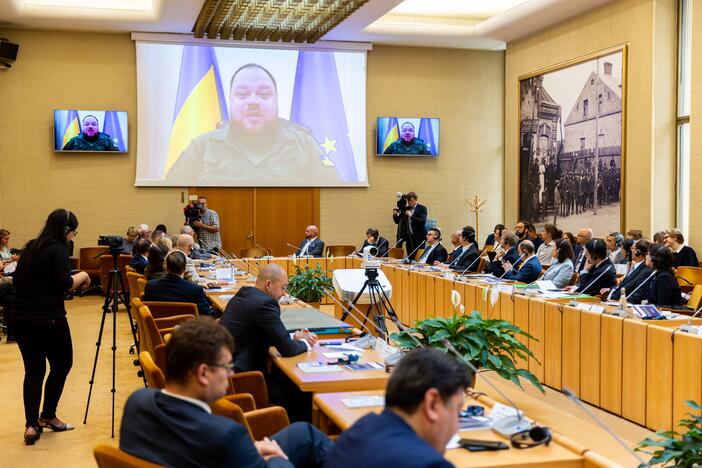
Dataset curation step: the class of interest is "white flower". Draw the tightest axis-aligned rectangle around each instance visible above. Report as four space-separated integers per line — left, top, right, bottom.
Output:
451 289 461 309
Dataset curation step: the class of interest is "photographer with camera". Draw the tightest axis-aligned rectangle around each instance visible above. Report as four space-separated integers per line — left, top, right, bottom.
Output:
392 191 427 260
188 196 221 253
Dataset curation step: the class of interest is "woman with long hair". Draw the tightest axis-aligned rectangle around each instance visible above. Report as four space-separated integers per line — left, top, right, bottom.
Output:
541 239 575 289
12 209 90 444
646 245 683 307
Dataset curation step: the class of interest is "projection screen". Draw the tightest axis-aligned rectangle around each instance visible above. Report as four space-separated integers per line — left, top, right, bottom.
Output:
134 41 367 187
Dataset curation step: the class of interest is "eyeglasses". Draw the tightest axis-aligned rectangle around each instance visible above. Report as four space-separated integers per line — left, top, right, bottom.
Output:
207 362 234 372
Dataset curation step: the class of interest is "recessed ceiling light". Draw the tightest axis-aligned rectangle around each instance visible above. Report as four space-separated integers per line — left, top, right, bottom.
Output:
388 0 530 21
23 0 153 12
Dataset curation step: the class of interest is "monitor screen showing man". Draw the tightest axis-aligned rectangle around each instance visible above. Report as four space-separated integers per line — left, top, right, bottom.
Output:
377 117 440 156
54 109 128 152
134 43 368 187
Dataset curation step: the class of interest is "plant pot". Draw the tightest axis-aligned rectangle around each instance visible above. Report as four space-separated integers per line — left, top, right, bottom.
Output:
306 301 321 309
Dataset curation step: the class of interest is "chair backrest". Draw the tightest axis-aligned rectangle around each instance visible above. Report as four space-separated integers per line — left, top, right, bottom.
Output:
688 284 702 311
569 272 579 287
137 305 163 358
240 247 267 258
387 247 404 259
326 245 355 257
125 265 137 273
137 278 148 297
476 257 486 274
210 399 253 439
676 266 702 287
79 247 106 280
93 444 164 468
100 254 133 296
127 272 146 298
139 350 166 389
141 301 198 319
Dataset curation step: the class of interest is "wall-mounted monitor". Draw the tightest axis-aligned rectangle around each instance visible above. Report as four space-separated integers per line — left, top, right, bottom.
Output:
376 117 439 156
53 109 128 152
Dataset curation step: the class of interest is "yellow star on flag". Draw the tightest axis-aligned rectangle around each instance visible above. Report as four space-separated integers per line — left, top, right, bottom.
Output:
321 136 337 155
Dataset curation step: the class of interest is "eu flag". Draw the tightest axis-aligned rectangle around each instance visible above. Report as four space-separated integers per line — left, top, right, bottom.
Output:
378 117 399 153
418 118 437 155
55 110 81 150
103 111 126 151
290 51 358 182
164 45 228 176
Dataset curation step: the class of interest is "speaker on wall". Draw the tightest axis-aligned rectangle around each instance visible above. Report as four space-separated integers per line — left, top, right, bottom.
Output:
0 38 19 69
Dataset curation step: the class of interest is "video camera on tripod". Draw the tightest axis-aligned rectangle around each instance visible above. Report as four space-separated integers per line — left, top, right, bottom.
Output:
184 201 204 225
98 235 124 251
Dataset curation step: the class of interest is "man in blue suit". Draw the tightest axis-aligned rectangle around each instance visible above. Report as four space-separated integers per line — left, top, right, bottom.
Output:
487 231 520 277
128 238 150 274
323 348 470 468
143 251 214 316
502 240 542 283
120 319 332 468
297 225 325 257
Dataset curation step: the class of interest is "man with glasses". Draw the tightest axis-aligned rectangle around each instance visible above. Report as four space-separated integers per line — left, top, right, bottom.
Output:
574 227 593 272
220 264 317 420
120 319 332 467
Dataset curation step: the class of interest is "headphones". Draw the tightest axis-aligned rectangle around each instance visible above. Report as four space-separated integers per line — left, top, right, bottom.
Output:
510 425 551 449
65 209 72 234
430 229 441 241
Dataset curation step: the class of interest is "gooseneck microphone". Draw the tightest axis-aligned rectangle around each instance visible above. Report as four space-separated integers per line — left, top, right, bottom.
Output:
680 304 702 334
402 240 426 264
562 387 645 465
498 252 527 280
286 242 303 254
573 264 614 295
255 243 273 258
618 270 657 303
457 246 489 276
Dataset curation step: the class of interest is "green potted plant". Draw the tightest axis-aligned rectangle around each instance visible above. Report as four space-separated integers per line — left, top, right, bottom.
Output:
391 290 544 392
635 400 702 467
287 264 334 308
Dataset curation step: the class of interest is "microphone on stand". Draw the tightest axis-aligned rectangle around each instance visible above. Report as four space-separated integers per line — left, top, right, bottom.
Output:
287 242 306 257
497 252 527 280
456 247 490 276
255 243 273 259
680 304 702 334
562 387 645 465
572 264 614 295
403 240 426 264
609 270 657 317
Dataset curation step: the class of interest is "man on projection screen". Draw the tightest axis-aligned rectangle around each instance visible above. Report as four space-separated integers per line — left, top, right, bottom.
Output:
165 63 340 184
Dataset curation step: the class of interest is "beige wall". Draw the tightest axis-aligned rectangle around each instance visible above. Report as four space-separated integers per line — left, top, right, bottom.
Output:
688 0 702 248
0 29 185 251
321 45 505 247
504 0 677 239
0 32 505 251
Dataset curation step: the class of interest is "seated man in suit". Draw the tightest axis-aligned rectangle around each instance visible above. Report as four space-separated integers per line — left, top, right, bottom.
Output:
445 230 463 262
601 239 653 303
502 240 542 283
143 251 214 317
358 227 389 258
447 228 479 272
120 318 332 468
487 231 520 277
417 228 447 264
606 232 627 265
323 348 469 468
573 227 593 273
573 239 617 296
220 264 317 420
129 238 150 274
297 225 325 257
175 234 201 284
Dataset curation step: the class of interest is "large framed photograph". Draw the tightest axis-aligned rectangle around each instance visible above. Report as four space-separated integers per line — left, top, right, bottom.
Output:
518 46 627 236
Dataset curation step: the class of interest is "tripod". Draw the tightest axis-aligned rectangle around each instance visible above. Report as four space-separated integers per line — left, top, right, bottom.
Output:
340 268 401 340
83 247 140 437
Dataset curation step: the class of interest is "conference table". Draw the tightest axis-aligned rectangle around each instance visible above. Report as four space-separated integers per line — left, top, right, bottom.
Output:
313 389 617 467
212 255 702 434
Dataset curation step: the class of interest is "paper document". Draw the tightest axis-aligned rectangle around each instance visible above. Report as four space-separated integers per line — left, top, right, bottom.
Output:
297 362 343 373
215 268 234 281
535 280 557 290
218 295 234 302
488 402 522 420
341 395 385 408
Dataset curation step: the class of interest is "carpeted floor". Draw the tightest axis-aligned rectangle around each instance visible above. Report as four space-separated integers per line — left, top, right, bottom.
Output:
0 297 654 467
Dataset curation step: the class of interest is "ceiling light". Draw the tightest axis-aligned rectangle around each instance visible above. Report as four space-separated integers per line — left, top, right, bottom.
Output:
23 0 153 12
387 0 530 21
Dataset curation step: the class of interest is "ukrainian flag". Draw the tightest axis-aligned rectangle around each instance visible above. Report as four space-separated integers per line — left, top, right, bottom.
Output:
378 117 399 153
164 46 228 176
54 110 81 150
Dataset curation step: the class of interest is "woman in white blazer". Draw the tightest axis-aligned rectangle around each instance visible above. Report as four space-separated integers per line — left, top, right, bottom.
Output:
541 239 575 289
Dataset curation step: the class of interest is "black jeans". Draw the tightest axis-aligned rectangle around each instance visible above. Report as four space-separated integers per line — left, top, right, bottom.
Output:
14 315 73 427
271 422 332 468
0 281 14 337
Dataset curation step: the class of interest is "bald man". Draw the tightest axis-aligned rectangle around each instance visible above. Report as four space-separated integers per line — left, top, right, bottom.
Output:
220 264 317 420
297 225 325 257
574 227 593 272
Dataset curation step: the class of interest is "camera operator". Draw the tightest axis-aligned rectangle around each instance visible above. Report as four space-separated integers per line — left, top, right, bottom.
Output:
392 191 427 259
190 196 221 253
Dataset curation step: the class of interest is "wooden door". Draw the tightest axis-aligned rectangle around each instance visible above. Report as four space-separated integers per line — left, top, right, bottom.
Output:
254 188 319 256
190 187 254 256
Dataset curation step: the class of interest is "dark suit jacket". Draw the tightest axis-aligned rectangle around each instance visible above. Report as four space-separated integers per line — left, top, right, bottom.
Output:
360 238 389 258
647 270 683 307
220 286 307 374
323 409 453 468
298 238 325 257
575 259 616 296
120 388 291 468
409 204 428 240
574 245 587 272
450 244 480 272
503 255 542 283
420 243 447 264
143 273 213 316
129 255 148 275
447 245 463 262
608 263 653 303
674 246 699 268
489 247 519 277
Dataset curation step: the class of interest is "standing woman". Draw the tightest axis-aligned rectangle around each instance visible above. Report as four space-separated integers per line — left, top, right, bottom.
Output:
12 209 90 444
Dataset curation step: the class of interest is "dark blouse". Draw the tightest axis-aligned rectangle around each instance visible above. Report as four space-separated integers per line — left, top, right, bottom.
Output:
647 270 682 307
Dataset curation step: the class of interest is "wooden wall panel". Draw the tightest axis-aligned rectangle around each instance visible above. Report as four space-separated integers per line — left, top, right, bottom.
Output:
672 332 702 430
646 325 674 431
500 291 514 323
191 187 254 255
599 314 623 415
544 302 563 389
562 306 581 396
528 298 545 383
416 273 427 322
621 320 647 425
513 295 530 369
425 276 436 318
580 310 601 406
